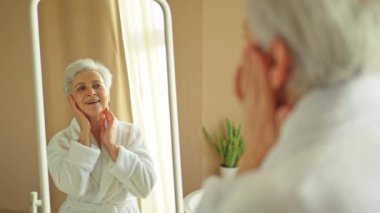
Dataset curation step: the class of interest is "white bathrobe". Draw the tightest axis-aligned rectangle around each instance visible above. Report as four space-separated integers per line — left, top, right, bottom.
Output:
196 74 380 213
48 119 156 213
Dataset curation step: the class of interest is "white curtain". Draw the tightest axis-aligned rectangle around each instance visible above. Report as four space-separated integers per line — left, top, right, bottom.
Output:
117 0 176 212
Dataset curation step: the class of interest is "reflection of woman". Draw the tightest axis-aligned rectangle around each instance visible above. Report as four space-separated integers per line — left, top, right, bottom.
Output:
48 58 156 213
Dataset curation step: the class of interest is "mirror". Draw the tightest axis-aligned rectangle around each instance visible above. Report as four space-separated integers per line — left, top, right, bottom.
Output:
30 0 182 212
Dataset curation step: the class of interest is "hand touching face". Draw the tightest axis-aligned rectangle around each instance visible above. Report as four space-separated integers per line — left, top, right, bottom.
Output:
99 107 115 147
235 25 292 171
99 107 119 161
235 43 277 171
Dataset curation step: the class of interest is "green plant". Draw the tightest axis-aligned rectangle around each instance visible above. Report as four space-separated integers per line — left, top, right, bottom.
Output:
203 118 245 168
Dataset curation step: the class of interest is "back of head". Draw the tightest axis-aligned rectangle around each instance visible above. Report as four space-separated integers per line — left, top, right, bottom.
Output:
246 0 380 94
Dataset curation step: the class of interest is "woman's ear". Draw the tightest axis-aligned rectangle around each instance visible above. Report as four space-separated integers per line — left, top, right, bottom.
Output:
268 38 290 91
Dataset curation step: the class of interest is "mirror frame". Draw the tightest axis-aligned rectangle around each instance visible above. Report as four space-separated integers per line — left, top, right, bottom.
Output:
29 0 183 212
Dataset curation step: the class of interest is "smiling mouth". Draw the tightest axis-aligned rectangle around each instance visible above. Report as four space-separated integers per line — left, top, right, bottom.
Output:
85 100 101 105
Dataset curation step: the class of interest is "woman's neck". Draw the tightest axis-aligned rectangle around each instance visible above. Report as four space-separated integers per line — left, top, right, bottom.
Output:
88 116 102 146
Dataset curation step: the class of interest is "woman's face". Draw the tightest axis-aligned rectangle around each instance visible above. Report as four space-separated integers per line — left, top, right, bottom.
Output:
70 70 110 119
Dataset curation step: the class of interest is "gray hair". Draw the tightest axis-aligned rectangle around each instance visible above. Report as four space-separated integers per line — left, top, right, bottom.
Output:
246 0 380 94
63 58 113 95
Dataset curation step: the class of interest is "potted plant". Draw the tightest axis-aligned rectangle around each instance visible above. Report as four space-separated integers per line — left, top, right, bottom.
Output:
203 118 245 179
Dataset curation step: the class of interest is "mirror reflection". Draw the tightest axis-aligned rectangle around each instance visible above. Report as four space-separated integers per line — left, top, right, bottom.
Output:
47 59 156 213
39 0 178 212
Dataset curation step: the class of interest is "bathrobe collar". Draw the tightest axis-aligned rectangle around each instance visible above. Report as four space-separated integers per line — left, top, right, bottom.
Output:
68 117 118 149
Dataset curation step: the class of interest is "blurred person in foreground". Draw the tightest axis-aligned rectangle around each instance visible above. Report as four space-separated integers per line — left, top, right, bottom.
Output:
197 0 380 212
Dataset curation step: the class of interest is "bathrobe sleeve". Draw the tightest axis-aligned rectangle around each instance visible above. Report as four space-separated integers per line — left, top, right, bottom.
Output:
47 130 101 198
108 124 156 198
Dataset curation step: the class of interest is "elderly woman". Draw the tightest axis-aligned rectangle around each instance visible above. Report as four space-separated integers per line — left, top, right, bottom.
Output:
47 58 156 213
197 0 380 212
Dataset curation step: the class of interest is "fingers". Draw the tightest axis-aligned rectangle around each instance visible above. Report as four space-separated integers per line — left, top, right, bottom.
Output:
68 96 91 133
99 107 115 147
67 96 83 116
242 43 270 108
234 65 244 101
103 107 115 125
67 95 76 109
98 107 114 132
98 112 106 130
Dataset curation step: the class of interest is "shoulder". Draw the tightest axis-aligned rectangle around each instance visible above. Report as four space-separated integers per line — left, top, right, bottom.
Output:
115 120 141 136
47 127 72 151
212 143 380 213
200 166 322 213
115 120 139 130
114 120 144 146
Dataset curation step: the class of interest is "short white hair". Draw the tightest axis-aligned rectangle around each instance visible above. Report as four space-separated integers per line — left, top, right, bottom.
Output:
63 58 113 95
246 0 380 94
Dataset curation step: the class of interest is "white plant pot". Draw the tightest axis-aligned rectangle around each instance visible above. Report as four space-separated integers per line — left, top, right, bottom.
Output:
220 166 238 179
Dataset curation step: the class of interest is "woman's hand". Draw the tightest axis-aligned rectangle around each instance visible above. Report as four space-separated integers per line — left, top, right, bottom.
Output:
235 40 291 173
99 107 119 161
68 95 91 146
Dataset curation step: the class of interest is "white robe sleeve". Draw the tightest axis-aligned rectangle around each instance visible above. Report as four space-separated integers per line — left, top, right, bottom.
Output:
108 125 156 198
47 131 100 198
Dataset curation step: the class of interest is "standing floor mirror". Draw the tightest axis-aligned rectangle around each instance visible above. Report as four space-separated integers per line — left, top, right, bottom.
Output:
29 0 183 212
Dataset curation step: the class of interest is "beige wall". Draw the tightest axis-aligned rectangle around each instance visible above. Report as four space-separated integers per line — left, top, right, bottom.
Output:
202 0 245 181
0 0 40 212
167 0 245 195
